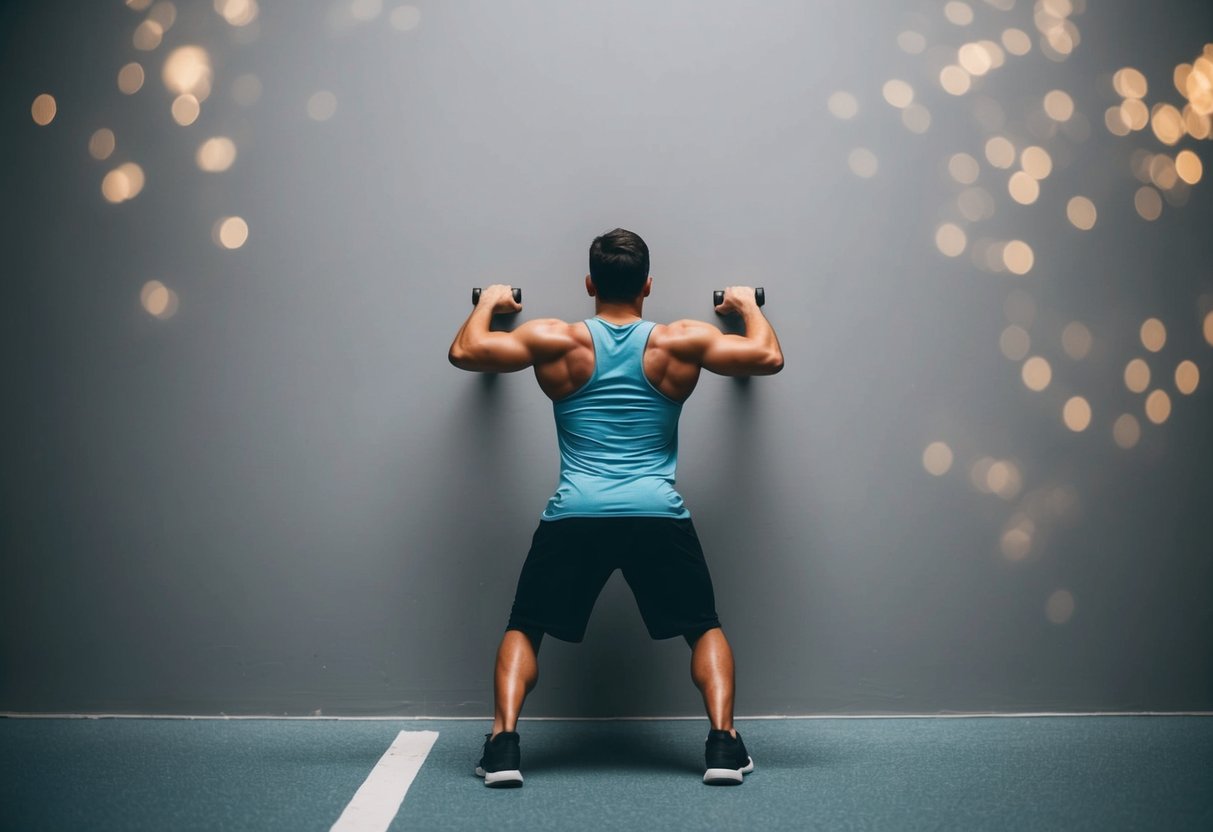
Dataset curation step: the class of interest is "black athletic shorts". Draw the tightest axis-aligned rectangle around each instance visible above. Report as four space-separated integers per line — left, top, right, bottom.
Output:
506 516 721 643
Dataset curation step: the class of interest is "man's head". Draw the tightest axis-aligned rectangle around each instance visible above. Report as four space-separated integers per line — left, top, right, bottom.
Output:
588 228 650 302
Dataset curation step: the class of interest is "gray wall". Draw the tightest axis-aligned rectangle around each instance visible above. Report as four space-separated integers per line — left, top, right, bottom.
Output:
2 0 1211 716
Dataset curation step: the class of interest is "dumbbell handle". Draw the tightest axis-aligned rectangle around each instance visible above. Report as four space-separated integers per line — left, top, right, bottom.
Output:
714 287 765 309
472 287 522 306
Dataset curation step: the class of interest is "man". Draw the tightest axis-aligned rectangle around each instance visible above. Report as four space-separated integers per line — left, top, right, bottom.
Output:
448 228 784 787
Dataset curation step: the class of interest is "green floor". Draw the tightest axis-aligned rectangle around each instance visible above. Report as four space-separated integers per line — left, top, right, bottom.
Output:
2 716 1211 831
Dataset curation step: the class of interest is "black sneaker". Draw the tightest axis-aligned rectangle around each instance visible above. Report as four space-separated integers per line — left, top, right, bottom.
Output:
475 731 524 788
703 729 754 785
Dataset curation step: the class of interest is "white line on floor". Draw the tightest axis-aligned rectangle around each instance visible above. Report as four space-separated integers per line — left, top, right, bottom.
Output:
330 730 438 832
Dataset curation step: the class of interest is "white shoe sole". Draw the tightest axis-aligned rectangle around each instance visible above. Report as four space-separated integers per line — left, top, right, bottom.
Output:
703 756 754 785
475 766 524 787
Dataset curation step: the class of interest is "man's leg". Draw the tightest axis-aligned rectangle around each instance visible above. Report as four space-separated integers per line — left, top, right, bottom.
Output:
491 627 543 737
686 626 736 737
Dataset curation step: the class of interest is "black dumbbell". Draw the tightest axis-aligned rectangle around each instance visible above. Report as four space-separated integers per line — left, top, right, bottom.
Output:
472 287 522 306
713 287 765 309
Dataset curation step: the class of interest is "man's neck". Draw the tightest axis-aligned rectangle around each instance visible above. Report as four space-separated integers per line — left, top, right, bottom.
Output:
594 299 644 325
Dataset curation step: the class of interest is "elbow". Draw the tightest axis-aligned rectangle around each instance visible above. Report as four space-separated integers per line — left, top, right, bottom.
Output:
760 350 784 375
448 344 472 370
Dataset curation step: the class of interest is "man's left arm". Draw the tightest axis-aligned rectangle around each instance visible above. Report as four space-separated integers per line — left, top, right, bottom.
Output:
448 283 565 373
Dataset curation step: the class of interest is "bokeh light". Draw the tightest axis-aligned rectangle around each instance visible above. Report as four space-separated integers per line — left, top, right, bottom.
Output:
1062 396 1092 431
215 0 259 27
390 5 422 32
1045 589 1075 624
1145 390 1172 424
1066 196 1097 230
1002 240 1034 274
1061 322 1092 359
141 279 179 319
307 90 338 121
214 216 250 249
1022 356 1052 391
1134 186 1162 220
1140 318 1166 352
171 94 200 126
1021 146 1053 179
935 223 967 257
1000 325 1031 361
89 128 116 160
848 148 878 178
1001 28 1031 56
940 65 972 96
1175 150 1203 185
196 137 237 172
1113 67 1148 98
897 30 927 55
944 1 974 26
1112 414 1141 449
133 20 164 51
827 91 858 120
163 46 213 100
1043 90 1074 121
101 162 146 203
901 104 931 133
985 136 1016 168
117 62 144 94
1124 358 1151 393
1205 311 1213 347
1174 360 1200 395
31 93 56 126
922 442 954 476
948 153 980 184
882 79 914 109
1008 171 1040 204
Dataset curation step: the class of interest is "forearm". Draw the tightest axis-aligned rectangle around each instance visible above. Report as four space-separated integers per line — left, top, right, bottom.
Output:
738 306 784 370
448 304 498 369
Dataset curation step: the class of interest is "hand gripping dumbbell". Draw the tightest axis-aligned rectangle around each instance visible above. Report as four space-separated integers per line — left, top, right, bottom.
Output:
713 287 765 309
471 287 522 306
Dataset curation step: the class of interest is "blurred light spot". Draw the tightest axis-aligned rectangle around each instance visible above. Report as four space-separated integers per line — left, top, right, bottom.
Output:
148 2 177 29
1003 289 1035 326
1130 149 1154 183
935 223 967 257
1204 311 1213 347
984 0 1015 10
101 162 146 203
1175 149 1203 184
126 0 152 10
1104 105 1130 136
215 216 249 249
1045 590 1075 624
847 148 878 178
1002 240 1034 274
1134 186 1162 221
31 93 56 126
1062 396 1091 431
1140 318 1166 352
1124 359 1151 393
1183 106 1211 139
1112 413 1141 449
390 4 422 31
1001 28 1031 56
1175 360 1200 395
970 457 996 493
172 95 200 126
1148 154 1178 190
882 79 914 109
940 65 972 95
197 137 237 172
1043 90 1074 121
897 30 926 54
1120 98 1149 131
232 73 262 107
1000 526 1032 561
1008 171 1039 204
1061 322 1092 359
1113 67 1148 99
117 62 145 94
1000 325 1030 360
986 460 1022 499
141 280 179 319
827 91 858 120
985 136 1016 168
944 1 974 25
958 42 992 76
1144 389 1171 424
1066 196 1096 230
163 46 213 100
922 442 954 476
980 39 1006 69
957 187 995 221
215 0 259 26
948 153 980 184
89 128 116 160
901 103 931 133
133 20 164 51
351 0 383 22
1151 103 1184 145
1021 146 1053 179
307 90 338 121
1022 356 1052 391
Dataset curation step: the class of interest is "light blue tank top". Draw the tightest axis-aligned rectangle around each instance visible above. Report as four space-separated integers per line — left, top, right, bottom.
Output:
541 317 691 520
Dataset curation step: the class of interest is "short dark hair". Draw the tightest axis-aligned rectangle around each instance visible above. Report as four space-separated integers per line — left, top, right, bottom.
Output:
589 228 649 302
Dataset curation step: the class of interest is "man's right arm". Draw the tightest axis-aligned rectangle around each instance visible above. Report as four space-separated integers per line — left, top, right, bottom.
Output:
669 286 785 377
